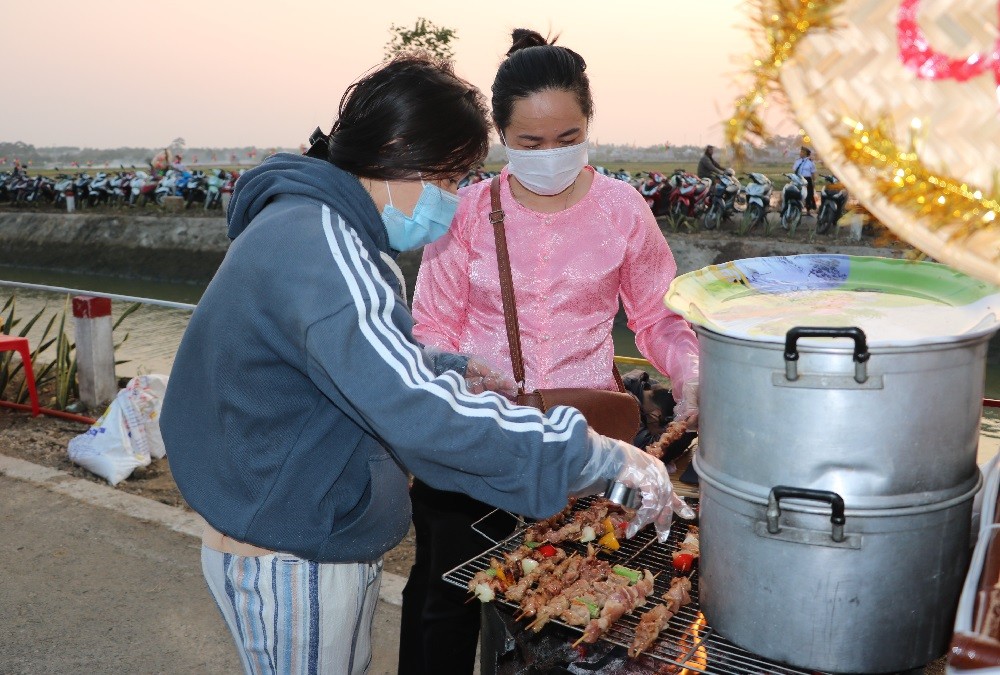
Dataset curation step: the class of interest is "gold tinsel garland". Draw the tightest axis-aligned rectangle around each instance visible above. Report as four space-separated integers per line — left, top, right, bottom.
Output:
837 118 1000 245
725 0 839 165
725 0 1000 249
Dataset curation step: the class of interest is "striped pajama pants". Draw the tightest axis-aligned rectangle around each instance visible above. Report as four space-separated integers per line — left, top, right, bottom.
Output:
202 545 382 674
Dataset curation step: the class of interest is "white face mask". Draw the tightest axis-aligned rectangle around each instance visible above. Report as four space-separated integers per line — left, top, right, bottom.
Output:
501 131 589 196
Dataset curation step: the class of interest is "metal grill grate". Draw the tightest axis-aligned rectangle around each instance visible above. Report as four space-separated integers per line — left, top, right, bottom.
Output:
443 496 829 674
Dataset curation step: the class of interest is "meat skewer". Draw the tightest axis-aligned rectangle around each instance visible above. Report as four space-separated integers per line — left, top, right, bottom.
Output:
525 498 634 546
574 568 657 646
465 497 698 658
628 576 694 657
645 420 688 460
671 526 699 573
467 543 568 602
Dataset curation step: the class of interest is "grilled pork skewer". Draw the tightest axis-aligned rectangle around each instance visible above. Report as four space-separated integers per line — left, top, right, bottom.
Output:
525 498 635 547
645 420 688 460
662 575 693 613
628 576 695 657
467 544 568 602
528 555 624 631
671 526 700 573
576 569 657 645
629 604 672 657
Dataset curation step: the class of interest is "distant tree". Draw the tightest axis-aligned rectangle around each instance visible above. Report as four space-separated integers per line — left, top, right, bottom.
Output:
384 18 456 61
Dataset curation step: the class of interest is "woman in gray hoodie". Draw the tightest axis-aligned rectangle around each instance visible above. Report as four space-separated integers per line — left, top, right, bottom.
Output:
160 55 689 674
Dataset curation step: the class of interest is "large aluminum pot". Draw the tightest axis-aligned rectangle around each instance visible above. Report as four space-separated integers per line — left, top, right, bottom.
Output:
695 460 979 673
696 325 989 507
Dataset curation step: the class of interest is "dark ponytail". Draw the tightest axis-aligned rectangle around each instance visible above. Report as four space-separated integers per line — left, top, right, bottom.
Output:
492 28 594 132
312 55 490 181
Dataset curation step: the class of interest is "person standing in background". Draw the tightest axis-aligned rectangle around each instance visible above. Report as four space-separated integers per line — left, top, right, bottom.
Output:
402 28 700 675
793 146 816 214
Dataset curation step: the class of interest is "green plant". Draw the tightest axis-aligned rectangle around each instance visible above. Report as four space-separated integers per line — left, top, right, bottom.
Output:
0 293 142 410
384 18 457 60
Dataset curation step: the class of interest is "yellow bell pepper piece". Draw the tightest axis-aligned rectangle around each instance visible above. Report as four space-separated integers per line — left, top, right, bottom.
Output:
598 530 620 551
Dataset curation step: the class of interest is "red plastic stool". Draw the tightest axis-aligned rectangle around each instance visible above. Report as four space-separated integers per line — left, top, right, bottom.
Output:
0 336 40 416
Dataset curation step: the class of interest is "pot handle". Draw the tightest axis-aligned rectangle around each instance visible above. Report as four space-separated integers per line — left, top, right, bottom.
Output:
767 485 846 543
784 326 869 384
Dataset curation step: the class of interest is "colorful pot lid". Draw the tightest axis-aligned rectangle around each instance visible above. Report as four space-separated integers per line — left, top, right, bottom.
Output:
664 254 1000 347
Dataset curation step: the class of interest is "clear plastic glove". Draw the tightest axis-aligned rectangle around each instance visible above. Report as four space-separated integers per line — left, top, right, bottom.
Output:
673 380 699 430
421 346 516 397
671 356 700 430
568 430 695 543
464 357 517 397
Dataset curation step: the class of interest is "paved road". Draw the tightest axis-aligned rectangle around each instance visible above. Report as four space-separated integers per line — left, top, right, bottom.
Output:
0 472 403 674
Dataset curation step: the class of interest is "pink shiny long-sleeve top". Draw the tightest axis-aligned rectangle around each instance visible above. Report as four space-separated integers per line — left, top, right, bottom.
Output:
411 167 698 396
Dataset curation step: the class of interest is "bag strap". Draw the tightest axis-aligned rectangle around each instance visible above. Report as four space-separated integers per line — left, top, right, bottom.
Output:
489 176 626 395
490 176 527 395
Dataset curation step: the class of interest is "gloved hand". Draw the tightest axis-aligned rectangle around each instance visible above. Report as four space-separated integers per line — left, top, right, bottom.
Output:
464 357 517 397
671 356 700 430
568 430 695 543
421 346 517 397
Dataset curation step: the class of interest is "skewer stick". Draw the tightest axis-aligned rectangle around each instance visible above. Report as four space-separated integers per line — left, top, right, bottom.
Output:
572 634 587 648
464 595 478 605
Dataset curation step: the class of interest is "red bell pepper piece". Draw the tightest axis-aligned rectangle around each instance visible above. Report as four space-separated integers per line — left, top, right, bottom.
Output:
538 543 558 558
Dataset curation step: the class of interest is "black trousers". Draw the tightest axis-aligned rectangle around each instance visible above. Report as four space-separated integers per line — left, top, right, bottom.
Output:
804 176 816 211
398 480 502 675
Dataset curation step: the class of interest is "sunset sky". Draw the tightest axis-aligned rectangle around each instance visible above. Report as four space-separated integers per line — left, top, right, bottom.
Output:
3 1 778 149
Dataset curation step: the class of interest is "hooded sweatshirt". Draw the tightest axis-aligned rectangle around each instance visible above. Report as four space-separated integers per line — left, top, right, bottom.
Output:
160 153 591 562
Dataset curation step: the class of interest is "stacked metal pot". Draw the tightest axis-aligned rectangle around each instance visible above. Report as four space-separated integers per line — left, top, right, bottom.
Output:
666 255 1000 673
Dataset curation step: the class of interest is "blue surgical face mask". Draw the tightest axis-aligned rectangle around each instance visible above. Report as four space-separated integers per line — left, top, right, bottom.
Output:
381 180 459 252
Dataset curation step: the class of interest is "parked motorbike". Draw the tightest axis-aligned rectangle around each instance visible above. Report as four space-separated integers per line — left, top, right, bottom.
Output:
816 174 849 235
779 173 806 234
666 170 711 224
184 170 207 208
739 172 773 235
73 173 92 209
29 176 56 204
126 171 148 206
7 172 34 204
52 174 74 207
639 172 672 217
108 172 132 207
702 169 742 230
88 172 111 207
154 169 184 205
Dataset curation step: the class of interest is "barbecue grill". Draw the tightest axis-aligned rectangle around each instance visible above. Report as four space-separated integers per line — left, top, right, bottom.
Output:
443 496 831 675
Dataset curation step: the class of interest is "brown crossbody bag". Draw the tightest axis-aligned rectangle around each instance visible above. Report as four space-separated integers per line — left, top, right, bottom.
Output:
489 176 640 442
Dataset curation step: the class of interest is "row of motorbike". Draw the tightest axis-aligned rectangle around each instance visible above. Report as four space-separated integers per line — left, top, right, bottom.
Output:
635 168 850 236
5 165 849 236
0 168 239 211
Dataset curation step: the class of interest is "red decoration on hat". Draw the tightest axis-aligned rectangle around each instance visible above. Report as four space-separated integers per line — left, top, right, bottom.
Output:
897 0 1000 89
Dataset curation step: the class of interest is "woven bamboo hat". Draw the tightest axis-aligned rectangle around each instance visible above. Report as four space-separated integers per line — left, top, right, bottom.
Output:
777 0 1000 285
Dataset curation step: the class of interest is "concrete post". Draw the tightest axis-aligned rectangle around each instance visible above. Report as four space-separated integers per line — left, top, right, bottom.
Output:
72 296 118 408
849 212 864 241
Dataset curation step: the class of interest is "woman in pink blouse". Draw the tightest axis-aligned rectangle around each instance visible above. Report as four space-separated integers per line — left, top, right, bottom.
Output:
399 28 699 674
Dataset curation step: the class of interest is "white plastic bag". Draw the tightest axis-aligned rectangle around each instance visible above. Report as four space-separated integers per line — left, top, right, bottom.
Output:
67 374 170 485
126 374 169 459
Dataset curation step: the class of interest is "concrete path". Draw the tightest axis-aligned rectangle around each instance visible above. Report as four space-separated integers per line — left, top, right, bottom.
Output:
0 455 404 675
